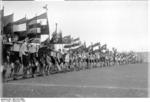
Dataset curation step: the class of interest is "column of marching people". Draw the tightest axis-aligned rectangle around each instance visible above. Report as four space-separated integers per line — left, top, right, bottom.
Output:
2 39 142 82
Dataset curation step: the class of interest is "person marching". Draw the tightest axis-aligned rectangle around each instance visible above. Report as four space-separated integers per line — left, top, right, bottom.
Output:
19 38 29 78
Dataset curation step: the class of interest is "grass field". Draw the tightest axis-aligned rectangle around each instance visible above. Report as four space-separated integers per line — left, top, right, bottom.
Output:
2 63 148 97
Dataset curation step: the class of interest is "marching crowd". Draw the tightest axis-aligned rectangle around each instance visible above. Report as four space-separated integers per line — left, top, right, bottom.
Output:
2 38 142 82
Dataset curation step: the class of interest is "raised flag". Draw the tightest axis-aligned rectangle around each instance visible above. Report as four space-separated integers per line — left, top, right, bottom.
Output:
72 41 81 47
92 42 100 48
50 31 62 44
28 13 49 35
13 17 26 24
13 17 27 32
30 12 47 21
40 19 49 34
101 44 107 50
64 41 81 48
62 35 71 44
28 13 47 26
70 45 83 51
3 13 14 26
87 43 93 51
72 37 80 42
28 17 40 34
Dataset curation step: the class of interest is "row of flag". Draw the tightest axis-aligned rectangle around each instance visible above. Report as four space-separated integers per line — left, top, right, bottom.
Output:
0 6 108 53
0 6 80 45
1 7 49 41
62 36 107 53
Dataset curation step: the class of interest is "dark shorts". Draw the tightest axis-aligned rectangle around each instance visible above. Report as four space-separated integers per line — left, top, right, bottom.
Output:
86 59 88 63
23 55 29 67
3 69 7 77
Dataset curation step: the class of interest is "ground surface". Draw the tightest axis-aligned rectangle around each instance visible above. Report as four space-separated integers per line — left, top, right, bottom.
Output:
2 63 148 97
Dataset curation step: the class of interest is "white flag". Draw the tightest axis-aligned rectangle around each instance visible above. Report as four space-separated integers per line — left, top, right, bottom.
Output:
13 23 26 32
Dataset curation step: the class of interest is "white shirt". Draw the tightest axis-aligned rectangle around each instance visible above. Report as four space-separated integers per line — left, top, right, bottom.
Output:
19 42 28 57
65 54 70 62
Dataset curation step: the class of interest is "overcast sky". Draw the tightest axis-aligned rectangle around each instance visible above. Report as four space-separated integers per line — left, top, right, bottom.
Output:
2 1 148 52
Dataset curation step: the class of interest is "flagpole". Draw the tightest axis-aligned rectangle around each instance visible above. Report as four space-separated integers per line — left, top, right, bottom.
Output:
25 14 28 38
0 6 4 71
91 42 93 53
46 8 50 40
11 13 14 37
43 4 50 39
35 14 37 39
61 31 63 53
1 6 4 36
0 5 3 96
